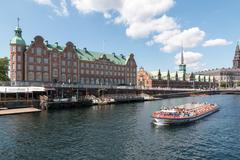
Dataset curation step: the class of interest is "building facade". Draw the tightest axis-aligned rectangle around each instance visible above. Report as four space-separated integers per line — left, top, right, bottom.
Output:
10 26 137 86
196 44 240 87
137 49 217 89
137 67 216 89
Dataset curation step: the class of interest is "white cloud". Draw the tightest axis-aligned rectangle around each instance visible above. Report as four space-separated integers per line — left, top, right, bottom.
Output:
154 27 205 53
126 15 178 39
34 0 53 6
70 0 123 14
175 51 203 70
55 0 69 16
34 0 69 16
34 0 208 54
145 40 155 47
70 0 176 38
203 39 232 47
114 0 175 24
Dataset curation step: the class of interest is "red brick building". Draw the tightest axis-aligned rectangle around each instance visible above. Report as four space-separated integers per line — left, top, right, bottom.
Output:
10 26 137 86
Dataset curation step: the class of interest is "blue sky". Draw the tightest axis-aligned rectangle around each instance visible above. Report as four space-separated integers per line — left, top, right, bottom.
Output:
0 0 239 72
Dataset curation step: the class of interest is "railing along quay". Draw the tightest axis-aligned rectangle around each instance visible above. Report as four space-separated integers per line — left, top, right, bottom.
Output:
0 81 209 91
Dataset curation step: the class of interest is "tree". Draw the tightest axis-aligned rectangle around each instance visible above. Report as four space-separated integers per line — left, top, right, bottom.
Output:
167 70 170 81
220 81 227 88
158 69 161 80
175 71 178 81
0 57 10 81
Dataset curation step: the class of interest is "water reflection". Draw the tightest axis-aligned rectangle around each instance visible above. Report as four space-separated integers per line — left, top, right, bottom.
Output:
0 95 240 160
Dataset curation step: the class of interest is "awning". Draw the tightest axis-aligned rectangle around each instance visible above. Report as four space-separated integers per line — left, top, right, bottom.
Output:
0 86 45 93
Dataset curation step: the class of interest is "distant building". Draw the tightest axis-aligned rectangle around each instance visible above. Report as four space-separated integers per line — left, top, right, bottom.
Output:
137 48 217 89
137 67 216 89
196 44 240 87
10 24 137 86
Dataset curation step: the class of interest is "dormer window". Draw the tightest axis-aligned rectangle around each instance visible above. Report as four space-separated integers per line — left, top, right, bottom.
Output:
36 47 42 55
68 52 72 59
31 48 34 54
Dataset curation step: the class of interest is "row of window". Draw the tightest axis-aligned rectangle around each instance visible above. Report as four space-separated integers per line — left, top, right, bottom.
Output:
28 57 49 64
31 48 78 59
28 72 49 81
25 66 136 78
13 55 136 73
28 65 49 72
11 64 22 70
11 55 21 62
79 69 134 77
61 68 77 73
11 46 22 52
80 63 126 71
31 47 47 55
61 60 77 67
79 78 125 85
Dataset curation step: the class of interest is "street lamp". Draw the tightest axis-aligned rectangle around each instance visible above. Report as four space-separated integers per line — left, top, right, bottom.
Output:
61 83 64 99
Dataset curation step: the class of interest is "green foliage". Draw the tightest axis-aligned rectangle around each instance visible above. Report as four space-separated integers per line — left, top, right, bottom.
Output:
0 57 10 81
237 81 240 86
220 82 227 88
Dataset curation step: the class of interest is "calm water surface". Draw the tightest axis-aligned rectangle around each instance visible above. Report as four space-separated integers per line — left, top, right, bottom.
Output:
1 95 240 160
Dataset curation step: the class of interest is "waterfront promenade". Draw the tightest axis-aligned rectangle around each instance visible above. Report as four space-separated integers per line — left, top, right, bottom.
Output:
0 82 240 114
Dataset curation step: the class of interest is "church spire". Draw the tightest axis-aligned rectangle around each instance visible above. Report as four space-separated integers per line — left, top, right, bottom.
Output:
179 44 186 73
233 41 240 68
181 45 184 65
17 17 20 28
235 41 240 52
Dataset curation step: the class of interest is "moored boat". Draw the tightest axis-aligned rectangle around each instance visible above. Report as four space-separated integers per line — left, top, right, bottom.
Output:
152 103 219 126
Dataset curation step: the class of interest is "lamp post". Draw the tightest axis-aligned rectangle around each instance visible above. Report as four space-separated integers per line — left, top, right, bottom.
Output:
68 78 72 98
61 83 64 99
192 80 195 90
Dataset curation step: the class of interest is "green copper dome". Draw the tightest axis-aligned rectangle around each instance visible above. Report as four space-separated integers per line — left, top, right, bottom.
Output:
10 36 26 45
10 27 26 46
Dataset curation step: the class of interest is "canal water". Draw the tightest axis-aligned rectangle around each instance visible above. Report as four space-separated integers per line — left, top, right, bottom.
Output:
1 95 240 160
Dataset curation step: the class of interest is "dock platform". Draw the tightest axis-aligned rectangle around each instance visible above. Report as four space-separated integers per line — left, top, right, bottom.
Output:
0 107 41 116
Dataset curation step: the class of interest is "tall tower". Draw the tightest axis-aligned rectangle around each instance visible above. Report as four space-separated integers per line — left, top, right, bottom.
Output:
10 18 26 82
179 46 186 80
233 42 240 69
179 46 186 72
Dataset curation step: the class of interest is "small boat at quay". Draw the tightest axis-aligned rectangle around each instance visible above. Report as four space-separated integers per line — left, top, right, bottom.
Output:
152 103 219 126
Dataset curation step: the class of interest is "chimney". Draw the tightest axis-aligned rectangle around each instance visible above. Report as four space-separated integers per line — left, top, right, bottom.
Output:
45 40 48 45
83 47 87 52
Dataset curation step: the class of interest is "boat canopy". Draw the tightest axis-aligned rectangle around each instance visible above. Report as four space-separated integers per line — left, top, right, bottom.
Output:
161 109 176 113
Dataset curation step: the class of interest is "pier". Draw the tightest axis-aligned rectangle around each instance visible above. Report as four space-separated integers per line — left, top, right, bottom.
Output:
0 107 41 116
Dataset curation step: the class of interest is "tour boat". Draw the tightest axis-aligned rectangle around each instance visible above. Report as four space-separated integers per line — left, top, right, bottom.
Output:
152 103 219 126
